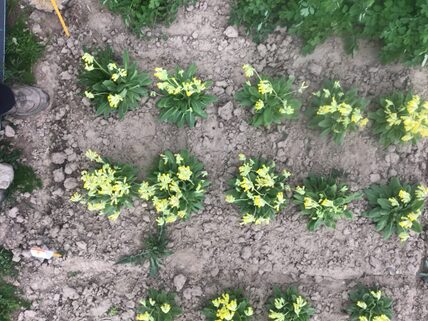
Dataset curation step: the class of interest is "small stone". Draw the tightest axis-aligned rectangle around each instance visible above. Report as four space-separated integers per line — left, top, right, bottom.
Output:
76 241 87 251
257 44 267 57
51 152 67 165
53 168 65 183
4 125 15 138
370 173 381 183
7 207 19 218
0 163 14 189
241 246 251 260
183 287 202 300
192 31 199 39
63 286 79 299
224 26 239 38
173 274 187 291
64 178 78 190
309 63 323 76
218 101 234 121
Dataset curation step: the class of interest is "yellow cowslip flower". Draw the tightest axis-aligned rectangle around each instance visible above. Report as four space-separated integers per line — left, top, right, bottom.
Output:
242 64 255 78
225 195 236 203
293 296 307 316
108 211 120 221
182 81 194 97
82 53 94 64
276 192 284 203
399 232 410 242
370 290 382 300
136 312 151 321
385 111 401 127
139 182 155 200
156 217 165 225
373 315 390 321
255 99 265 111
255 174 275 188
333 81 341 89
399 218 412 229
84 91 95 99
111 73 119 82
317 104 336 115
282 169 291 178
256 165 270 178
388 197 399 207
160 303 171 313
177 166 192 181
154 67 168 81
279 104 294 115
359 317 368 321
398 190 411 203
217 306 234 320
415 185 428 199
406 95 420 114
321 198 334 207
239 163 252 176
220 293 230 304
258 80 273 95
253 195 266 208
158 173 172 190
70 192 82 203
85 149 103 163
107 63 117 71
407 211 420 221
175 153 184 164
304 197 319 209
401 134 413 142
177 210 186 218
244 307 254 316
226 299 237 311
274 298 285 309
351 110 363 123
169 195 180 208
118 68 127 77
87 202 106 211
359 118 369 128
295 186 305 195
240 177 254 192
154 198 169 214
268 310 285 321
322 88 331 98
255 217 270 225
241 213 256 224
85 63 95 71
338 103 353 116
107 94 123 109
239 154 246 161
212 298 221 307
356 301 367 309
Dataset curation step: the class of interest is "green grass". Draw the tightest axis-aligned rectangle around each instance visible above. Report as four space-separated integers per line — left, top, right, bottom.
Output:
4 0 45 84
0 247 16 277
0 142 42 202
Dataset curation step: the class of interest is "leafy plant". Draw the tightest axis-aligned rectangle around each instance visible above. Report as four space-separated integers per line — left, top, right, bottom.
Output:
293 174 363 231
139 150 209 225
307 80 369 144
225 154 291 225
363 177 427 242
0 142 42 201
70 149 139 220
370 92 428 146
235 64 304 127
102 0 194 35
229 0 287 43
203 290 254 321
267 287 315 321
136 289 182 321
154 64 217 127
345 285 393 321
116 227 171 276
79 48 151 118
0 247 16 278
0 280 30 321
4 0 44 84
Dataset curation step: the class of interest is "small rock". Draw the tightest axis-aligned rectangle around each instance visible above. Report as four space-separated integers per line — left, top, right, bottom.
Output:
192 31 199 39
241 246 251 260
4 125 15 138
7 207 18 218
53 168 65 183
51 152 67 165
63 286 79 300
183 287 202 300
224 26 239 38
308 63 323 76
64 178 78 190
257 44 267 57
218 102 234 121
369 173 381 183
173 274 187 291
76 241 87 251
0 163 14 189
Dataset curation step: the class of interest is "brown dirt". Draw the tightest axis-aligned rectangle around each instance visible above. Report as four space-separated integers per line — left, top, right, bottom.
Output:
1 0 428 320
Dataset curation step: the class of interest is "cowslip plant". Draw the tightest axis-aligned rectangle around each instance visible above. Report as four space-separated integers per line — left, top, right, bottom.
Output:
363 177 427 242
267 287 315 321
71 150 139 220
136 289 181 321
307 81 369 144
139 150 209 226
370 92 428 146
154 64 217 127
225 154 291 225
0 280 30 321
79 48 151 118
293 174 363 231
346 285 393 321
235 64 304 127
203 290 254 321
116 227 171 277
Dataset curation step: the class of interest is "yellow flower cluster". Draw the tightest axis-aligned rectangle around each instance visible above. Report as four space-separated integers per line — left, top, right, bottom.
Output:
359 316 390 321
136 298 171 321
154 67 207 97
384 95 428 142
82 53 95 71
71 150 131 221
356 291 389 321
317 95 368 130
211 293 253 321
268 296 307 320
108 62 127 82
107 93 124 108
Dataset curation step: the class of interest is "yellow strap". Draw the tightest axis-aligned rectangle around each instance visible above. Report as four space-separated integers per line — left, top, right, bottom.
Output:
50 0 70 37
